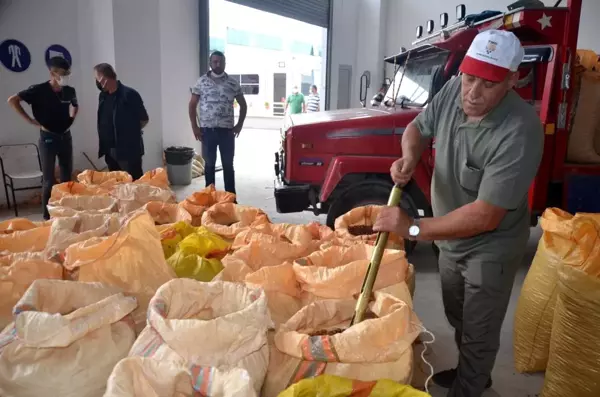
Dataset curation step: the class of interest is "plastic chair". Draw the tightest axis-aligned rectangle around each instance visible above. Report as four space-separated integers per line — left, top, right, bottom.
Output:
0 144 43 217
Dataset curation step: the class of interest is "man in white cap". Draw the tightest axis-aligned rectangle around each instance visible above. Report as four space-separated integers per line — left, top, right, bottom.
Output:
374 30 544 396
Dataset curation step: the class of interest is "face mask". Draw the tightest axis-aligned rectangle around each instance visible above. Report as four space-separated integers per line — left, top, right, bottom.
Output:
96 80 103 91
211 70 225 78
57 75 70 87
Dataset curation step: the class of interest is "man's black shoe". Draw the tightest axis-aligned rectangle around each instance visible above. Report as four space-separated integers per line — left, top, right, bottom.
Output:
432 368 492 389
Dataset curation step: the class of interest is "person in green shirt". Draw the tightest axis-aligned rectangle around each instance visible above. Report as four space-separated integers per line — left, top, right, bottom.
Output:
285 86 305 115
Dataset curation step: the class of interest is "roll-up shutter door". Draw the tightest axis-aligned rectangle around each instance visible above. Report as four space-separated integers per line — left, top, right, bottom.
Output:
225 0 331 28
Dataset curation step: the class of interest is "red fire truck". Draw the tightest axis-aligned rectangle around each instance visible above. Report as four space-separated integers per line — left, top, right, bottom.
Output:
274 0 595 249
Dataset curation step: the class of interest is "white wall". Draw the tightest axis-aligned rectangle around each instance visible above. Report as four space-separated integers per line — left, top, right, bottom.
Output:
0 0 200 204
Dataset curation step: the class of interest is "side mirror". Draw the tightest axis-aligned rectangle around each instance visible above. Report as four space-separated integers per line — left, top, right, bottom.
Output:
426 20 435 34
416 25 423 39
456 4 466 21
440 12 449 28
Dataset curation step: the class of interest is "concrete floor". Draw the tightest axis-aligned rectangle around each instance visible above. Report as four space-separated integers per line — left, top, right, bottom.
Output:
1 128 544 396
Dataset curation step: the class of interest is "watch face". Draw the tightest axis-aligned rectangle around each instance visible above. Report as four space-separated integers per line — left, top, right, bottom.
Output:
409 225 420 237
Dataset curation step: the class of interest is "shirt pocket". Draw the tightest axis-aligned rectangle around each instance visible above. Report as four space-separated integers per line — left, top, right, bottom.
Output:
459 162 483 195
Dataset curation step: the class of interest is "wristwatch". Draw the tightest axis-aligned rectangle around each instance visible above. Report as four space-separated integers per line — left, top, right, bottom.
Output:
408 218 421 240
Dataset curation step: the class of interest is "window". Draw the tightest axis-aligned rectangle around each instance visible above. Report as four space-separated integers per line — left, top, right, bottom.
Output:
209 37 225 53
384 50 449 107
254 33 283 51
227 28 251 46
290 41 313 55
230 74 260 95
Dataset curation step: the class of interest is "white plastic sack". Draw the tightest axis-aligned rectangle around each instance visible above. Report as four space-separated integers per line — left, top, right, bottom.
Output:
104 357 257 397
112 183 176 214
46 213 123 255
0 279 137 397
129 279 271 394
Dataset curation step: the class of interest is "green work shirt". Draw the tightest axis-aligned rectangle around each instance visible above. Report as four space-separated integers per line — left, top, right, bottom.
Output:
413 76 544 260
287 93 305 114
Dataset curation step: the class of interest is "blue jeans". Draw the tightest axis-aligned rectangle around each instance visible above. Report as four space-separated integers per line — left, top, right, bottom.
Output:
201 127 236 194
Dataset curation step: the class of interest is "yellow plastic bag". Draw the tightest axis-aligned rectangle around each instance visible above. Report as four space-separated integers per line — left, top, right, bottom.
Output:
180 184 236 226
201 203 270 240
541 266 600 397
262 292 421 397
143 201 192 225
335 206 404 250
50 181 107 201
129 279 270 394
0 252 63 329
278 375 430 397
514 209 600 373
0 279 137 397
105 357 257 397
112 183 176 214
47 195 117 217
157 221 197 259
77 169 132 189
63 212 176 331
135 167 170 189
166 227 230 282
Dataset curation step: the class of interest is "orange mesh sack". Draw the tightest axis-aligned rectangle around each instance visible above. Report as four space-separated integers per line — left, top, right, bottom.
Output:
50 181 107 201
218 241 303 326
46 213 124 256
104 357 257 397
128 280 270 394
180 184 236 226
112 183 176 214
0 221 51 254
0 279 137 397
334 206 404 250
143 201 192 225
0 252 63 329
77 169 133 189
262 292 421 397
293 244 410 302
201 203 270 240
541 265 600 397
231 223 323 257
63 212 176 331
135 168 170 189
514 209 600 373
47 195 117 218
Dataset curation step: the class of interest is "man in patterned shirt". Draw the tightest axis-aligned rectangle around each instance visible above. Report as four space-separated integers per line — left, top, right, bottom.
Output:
189 51 247 194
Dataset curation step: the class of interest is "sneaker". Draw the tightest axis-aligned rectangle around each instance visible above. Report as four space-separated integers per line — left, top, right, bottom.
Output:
432 368 492 389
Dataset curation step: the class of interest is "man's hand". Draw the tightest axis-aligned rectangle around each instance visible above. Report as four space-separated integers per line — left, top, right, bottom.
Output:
192 125 202 141
373 206 413 238
391 157 417 186
233 124 242 138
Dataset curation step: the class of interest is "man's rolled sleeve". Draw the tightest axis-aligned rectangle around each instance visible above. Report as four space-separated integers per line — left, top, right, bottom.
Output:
71 89 79 107
478 120 544 210
190 79 202 96
413 104 436 139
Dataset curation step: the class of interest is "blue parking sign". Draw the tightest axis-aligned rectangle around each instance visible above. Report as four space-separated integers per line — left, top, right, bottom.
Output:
0 39 31 72
45 44 72 67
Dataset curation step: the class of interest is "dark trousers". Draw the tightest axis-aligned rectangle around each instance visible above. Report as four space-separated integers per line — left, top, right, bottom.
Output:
201 127 236 194
39 131 73 220
439 250 523 397
105 152 143 180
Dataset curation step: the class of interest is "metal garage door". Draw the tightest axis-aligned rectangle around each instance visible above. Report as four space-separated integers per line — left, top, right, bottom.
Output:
225 0 331 28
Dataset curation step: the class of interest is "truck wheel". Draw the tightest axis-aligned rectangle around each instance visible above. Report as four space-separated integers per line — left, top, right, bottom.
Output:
326 180 431 255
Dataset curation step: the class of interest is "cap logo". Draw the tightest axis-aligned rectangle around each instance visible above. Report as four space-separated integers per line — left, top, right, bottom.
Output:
485 40 498 55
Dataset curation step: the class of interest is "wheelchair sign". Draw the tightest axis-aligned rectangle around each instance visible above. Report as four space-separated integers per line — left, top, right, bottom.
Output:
0 39 31 72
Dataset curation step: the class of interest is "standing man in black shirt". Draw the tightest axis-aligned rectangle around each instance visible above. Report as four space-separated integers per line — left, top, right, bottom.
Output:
7 57 78 220
94 63 149 180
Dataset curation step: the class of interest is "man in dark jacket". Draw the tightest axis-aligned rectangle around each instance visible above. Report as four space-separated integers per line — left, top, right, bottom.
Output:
94 63 148 179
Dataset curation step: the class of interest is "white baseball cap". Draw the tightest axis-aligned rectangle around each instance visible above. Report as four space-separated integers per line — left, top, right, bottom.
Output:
459 30 524 82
